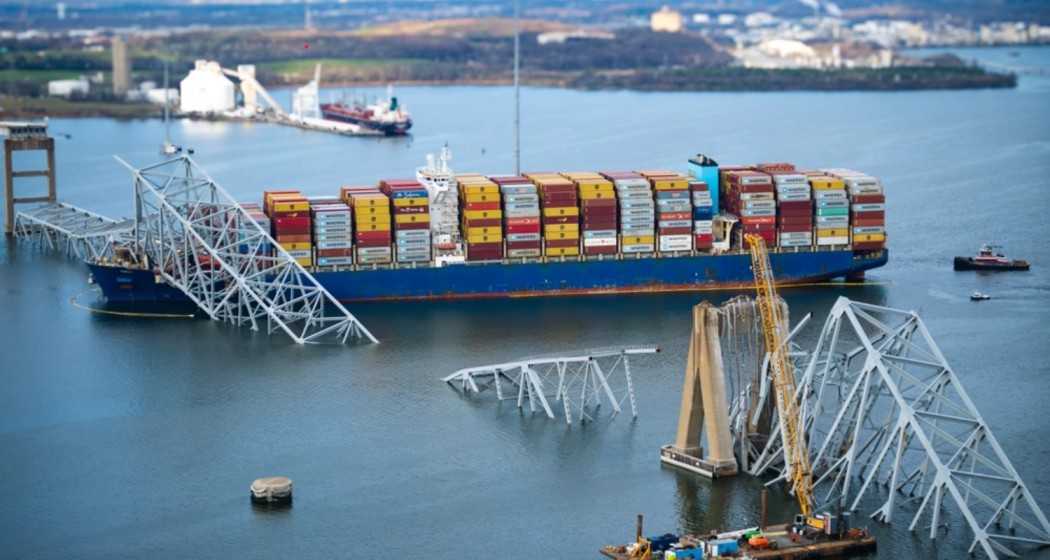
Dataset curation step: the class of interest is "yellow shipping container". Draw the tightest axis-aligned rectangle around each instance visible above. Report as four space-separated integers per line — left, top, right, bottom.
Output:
545 223 579 234
393 197 428 207
816 228 849 237
651 178 690 190
809 177 845 190
622 235 656 245
545 231 579 241
355 205 389 214
574 180 613 190
271 200 310 213
357 222 392 232
464 209 503 220
467 233 503 244
280 242 312 251
395 214 430 224
543 206 579 217
464 192 500 203
464 226 501 236
579 190 615 200
852 233 886 243
547 246 580 257
295 257 313 267
352 196 389 208
560 171 603 180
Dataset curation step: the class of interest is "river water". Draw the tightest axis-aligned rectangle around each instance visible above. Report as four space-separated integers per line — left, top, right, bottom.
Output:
2 47 1049 559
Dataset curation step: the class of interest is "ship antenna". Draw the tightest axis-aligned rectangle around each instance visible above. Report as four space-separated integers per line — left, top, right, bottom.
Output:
163 59 171 146
513 0 521 175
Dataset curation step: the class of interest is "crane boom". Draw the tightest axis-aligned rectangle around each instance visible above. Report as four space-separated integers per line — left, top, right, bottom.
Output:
745 233 814 517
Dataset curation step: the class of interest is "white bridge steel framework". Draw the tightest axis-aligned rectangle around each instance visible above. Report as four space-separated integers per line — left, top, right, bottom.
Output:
13 202 133 261
746 297 1050 559
443 346 658 424
118 155 376 345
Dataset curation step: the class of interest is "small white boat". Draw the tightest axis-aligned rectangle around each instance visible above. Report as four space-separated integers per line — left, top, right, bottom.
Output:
970 291 991 301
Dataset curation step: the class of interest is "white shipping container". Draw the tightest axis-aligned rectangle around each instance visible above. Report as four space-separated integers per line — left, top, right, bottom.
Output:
658 234 692 251
508 248 542 258
816 236 849 245
621 243 655 253
740 192 775 201
852 203 885 212
583 229 617 239
583 237 617 247
852 226 885 235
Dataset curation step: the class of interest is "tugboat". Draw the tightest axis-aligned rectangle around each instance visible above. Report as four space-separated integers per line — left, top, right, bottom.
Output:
970 291 991 301
954 244 1030 271
319 85 412 136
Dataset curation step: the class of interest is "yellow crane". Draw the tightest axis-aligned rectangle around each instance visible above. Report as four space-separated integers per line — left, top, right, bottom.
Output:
745 233 814 518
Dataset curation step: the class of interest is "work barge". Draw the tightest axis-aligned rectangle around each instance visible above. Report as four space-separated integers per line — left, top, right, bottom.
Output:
600 521 876 560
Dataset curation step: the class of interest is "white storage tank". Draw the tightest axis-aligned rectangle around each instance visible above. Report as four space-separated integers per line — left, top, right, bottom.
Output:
179 60 235 114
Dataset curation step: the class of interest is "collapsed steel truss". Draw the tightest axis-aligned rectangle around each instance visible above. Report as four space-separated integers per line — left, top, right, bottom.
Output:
13 202 133 261
118 155 376 345
749 297 1049 559
443 346 657 424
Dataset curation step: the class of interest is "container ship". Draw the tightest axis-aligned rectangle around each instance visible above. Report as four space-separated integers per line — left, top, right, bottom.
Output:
319 86 411 136
87 150 888 303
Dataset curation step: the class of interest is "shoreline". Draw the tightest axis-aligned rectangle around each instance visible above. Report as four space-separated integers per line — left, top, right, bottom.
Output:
0 68 1017 120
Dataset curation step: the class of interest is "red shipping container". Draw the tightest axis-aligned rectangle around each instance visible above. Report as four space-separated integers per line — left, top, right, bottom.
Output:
584 246 617 255
659 227 692 235
543 215 578 225
581 198 616 207
275 234 311 243
316 248 354 257
542 195 577 205
356 231 391 242
394 206 429 214
583 219 617 228
273 215 312 229
852 194 885 204
491 175 531 185
464 201 501 211
690 181 709 191
660 211 691 221
756 162 796 173
505 223 541 234
852 242 885 251
538 184 575 193
396 221 430 230
545 238 579 248
505 217 539 226
506 240 542 250
463 218 501 227
852 218 885 227
852 210 885 220
742 216 776 225
779 215 813 225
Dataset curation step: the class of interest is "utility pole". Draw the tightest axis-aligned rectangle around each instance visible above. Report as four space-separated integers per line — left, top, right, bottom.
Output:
513 0 521 175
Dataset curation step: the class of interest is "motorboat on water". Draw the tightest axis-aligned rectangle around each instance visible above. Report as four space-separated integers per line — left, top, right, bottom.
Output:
954 244 1030 271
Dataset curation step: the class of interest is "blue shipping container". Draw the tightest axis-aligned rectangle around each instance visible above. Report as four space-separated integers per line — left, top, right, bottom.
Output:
688 154 720 215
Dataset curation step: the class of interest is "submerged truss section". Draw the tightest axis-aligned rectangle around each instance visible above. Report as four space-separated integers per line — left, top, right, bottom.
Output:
118 155 376 345
443 346 658 424
790 297 1050 559
14 202 133 261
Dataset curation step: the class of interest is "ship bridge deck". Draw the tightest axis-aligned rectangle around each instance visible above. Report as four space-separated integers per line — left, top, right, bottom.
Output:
13 202 133 260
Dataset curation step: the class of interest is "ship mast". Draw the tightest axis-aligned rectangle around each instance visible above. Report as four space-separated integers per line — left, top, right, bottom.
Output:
513 0 521 175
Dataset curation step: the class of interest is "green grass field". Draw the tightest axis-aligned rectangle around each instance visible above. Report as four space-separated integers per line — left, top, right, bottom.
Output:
0 69 84 83
258 58 422 77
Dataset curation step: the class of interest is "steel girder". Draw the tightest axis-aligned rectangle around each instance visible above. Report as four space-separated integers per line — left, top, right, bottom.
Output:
13 202 133 261
118 155 376 345
443 346 657 424
793 297 1050 559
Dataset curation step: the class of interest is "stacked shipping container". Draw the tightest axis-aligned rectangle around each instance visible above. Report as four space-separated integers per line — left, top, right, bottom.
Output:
381 180 432 264
690 181 714 251
563 172 617 256
309 198 354 267
601 171 655 254
825 169 887 251
343 186 393 264
760 164 814 249
721 170 776 247
806 174 850 247
640 171 692 253
264 190 313 267
492 175 542 258
528 173 580 257
457 174 504 261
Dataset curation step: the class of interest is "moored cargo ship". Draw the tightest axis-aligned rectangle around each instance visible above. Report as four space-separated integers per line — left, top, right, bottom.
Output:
86 152 888 304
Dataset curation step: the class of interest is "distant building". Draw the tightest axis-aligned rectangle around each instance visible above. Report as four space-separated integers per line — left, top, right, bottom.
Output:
48 78 90 98
179 60 236 114
692 13 711 25
111 36 131 96
651 6 683 33
536 29 615 45
717 14 737 26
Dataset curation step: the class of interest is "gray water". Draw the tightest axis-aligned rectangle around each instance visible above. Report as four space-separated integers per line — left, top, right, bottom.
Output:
2 46 1049 559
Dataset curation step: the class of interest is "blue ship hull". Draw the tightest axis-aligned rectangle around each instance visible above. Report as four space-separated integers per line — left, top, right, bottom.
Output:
87 249 887 304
